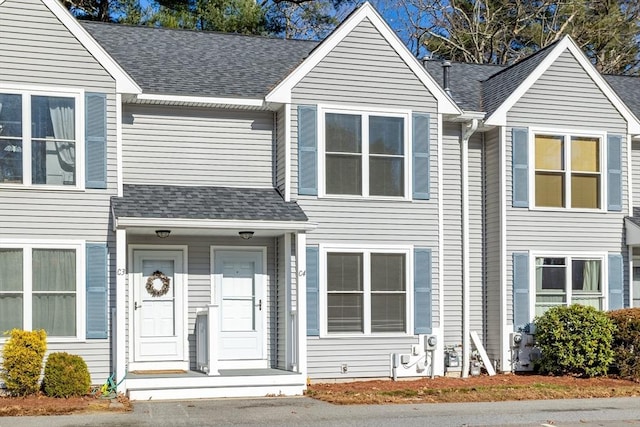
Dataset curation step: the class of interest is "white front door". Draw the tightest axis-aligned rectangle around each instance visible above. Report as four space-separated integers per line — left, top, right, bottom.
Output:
214 250 265 363
133 250 185 367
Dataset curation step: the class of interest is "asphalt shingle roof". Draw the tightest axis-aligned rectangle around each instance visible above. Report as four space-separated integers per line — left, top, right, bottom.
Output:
424 60 503 111
604 74 640 119
81 21 318 98
480 41 559 116
112 184 308 222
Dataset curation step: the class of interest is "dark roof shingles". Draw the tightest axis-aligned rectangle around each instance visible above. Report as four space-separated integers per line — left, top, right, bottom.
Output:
82 21 318 98
112 184 308 222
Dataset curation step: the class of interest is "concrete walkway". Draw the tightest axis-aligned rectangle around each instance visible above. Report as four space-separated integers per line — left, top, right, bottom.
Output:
1 396 639 427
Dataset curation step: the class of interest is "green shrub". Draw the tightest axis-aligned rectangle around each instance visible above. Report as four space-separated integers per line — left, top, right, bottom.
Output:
608 308 640 380
42 352 91 398
1 329 47 396
534 304 614 377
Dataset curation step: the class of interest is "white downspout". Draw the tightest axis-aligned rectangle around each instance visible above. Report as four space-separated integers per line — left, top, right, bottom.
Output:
461 119 479 378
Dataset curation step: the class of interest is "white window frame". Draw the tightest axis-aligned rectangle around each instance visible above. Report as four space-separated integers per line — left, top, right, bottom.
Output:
317 104 411 200
318 244 413 337
529 251 608 318
0 84 85 190
528 127 606 212
0 240 86 342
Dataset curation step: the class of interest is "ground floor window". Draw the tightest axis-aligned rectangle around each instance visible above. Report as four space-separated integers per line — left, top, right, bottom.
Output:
325 248 408 334
535 256 603 316
0 244 81 337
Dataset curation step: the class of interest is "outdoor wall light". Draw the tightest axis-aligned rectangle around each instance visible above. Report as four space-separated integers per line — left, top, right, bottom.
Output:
238 231 254 240
155 230 171 238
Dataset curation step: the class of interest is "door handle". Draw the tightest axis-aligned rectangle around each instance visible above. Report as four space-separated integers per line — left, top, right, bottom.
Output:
257 299 262 311
135 301 141 310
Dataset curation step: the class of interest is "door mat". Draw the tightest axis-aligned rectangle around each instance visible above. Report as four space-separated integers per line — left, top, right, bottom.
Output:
130 370 188 375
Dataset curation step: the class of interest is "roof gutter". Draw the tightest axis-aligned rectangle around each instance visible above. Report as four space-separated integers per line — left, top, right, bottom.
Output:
114 217 317 232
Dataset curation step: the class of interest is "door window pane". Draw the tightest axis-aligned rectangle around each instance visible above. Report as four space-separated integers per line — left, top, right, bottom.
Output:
32 249 76 336
0 249 23 331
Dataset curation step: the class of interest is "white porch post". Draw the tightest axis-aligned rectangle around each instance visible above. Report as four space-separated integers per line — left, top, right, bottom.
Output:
295 232 307 376
208 304 220 375
283 233 295 370
115 229 127 388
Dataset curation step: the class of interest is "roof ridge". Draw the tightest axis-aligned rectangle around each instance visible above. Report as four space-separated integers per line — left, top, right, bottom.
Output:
80 20 320 44
480 40 561 83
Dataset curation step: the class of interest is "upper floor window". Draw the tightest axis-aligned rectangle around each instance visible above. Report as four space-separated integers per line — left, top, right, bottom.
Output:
535 256 603 317
534 133 601 209
0 244 83 339
323 110 408 198
0 92 79 187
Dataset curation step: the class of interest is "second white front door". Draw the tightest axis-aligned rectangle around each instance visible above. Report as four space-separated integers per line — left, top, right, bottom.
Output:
213 250 265 362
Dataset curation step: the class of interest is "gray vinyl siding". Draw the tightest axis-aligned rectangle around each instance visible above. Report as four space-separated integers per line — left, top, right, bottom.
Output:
121 105 274 187
291 18 440 378
0 0 117 384
125 236 280 369
0 0 114 89
307 336 418 379
442 123 462 346
484 128 502 360
468 133 486 343
506 48 629 323
276 106 287 195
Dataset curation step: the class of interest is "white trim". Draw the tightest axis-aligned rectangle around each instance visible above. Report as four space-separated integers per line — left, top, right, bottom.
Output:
264 3 460 116
528 252 608 318
0 86 85 190
115 217 317 231
283 234 294 369
115 229 127 391
116 93 123 197
484 36 640 134
628 133 633 217
317 244 413 338
285 104 292 202
0 239 86 343
210 246 268 364
135 93 264 108
127 245 189 368
41 0 141 94
437 113 445 345
316 105 411 200
295 233 307 376
527 128 606 212
499 126 509 371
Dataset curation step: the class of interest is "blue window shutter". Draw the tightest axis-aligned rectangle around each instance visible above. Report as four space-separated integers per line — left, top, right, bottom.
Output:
512 128 529 208
86 243 108 339
412 113 430 200
85 93 107 189
512 252 530 330
298 105 317 196
607 134 623 212
306 245 319 336
608 253 624 310
414 248 432 334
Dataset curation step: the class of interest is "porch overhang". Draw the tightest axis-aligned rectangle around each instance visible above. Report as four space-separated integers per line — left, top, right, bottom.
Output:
626 217 640 245
111 184 314 235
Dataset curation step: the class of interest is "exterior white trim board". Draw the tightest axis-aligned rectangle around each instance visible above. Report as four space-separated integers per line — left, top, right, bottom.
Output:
135 93 265 108
484 36 640 134
41 0 141 94
116 218 317 231
264 3 460 115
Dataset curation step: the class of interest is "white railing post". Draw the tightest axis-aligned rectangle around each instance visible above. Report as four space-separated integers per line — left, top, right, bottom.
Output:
208 304 220 376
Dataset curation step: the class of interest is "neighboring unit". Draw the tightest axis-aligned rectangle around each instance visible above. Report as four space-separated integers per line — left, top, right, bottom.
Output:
0 0 639 399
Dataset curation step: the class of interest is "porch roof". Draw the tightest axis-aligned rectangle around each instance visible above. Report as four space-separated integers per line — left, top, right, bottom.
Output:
112 184 308 223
